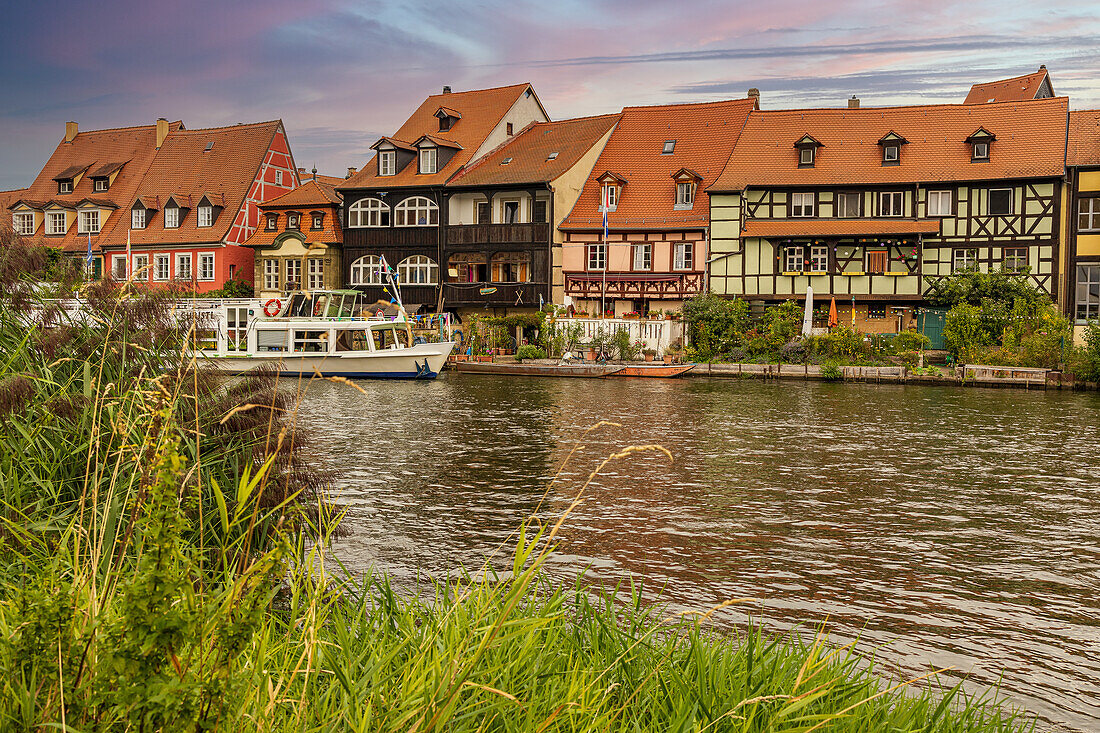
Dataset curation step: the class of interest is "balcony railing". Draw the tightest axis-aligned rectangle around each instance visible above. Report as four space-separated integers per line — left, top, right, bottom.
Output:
442 281 546 307
445 223 549 246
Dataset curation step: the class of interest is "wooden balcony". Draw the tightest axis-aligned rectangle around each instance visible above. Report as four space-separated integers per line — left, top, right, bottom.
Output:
445 223 550 247
343 226 438 249
442 281 547 308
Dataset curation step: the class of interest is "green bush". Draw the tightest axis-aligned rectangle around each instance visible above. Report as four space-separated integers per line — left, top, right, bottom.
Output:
820 361 844 381
682 293 750 361
610 327 638 360
515 344 546 361
892 330 931 352
1071 321 1100 380
813 325 865 360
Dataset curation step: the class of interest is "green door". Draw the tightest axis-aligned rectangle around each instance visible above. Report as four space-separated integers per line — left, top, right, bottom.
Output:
917 307 948 350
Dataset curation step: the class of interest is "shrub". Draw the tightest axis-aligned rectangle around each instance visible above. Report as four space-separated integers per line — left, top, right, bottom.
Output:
814 325 865 360
820 361 844 381
515 344 546 361
682 293 750 360
1070 321 1100 381
895 350 921 368
610 328 638 360
943 303 990 361
779 339 807 363
893 330 931 352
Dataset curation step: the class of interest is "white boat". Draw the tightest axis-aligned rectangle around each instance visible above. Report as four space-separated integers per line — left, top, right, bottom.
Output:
193 289 454 379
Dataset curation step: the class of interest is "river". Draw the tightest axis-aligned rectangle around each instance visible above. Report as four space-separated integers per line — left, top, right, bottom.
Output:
295 374 1100 732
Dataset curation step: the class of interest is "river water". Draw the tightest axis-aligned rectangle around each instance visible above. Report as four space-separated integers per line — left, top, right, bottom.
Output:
295 375 1100 731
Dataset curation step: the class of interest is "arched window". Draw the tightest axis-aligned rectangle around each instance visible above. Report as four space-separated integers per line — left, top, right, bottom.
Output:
491 252 531 283
349 254 384 285
394 196 439 227
398 255 438 285
348 198 389 228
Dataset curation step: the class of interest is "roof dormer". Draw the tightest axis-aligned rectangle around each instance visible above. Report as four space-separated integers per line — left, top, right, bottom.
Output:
434 106 461 132
53 163 90 194
672 168 702 210
597 171 625 211
794 135 822 167
877 131 908 166
966 127 995 161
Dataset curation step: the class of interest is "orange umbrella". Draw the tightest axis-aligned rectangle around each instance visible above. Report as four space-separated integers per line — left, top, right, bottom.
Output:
828 297 839 328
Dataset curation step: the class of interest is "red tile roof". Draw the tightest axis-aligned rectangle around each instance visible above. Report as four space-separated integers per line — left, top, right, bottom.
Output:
1068 109 1100 168
0 188 27 231
710 97 1068 192
741 218 941 238
127 120 282 247
260 178 340 209
340 83 541 190
560 98 756 231
964 69 1052 104
448 114 620 187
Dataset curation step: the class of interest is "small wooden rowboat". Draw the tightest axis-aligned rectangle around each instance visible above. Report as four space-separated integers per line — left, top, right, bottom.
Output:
606 363 696 378
452 361 695 379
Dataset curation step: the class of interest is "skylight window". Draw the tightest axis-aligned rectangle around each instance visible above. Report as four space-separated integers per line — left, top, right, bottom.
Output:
501 157 512 165
547 152 558 160
662 140 676 154
204 141 214 152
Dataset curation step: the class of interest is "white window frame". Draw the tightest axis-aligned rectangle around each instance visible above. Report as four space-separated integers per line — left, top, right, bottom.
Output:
418 146 437 174
883 145 899 163
676 182 695 206
174 252 192 280
284 259 302 288
13 212 34 235
164 206 180 228
154 254 170 281
111 254 128 279
312 213 324 229
791 192 814 217
988 188 1013 216
879 191 904 217
348 198 390 228
263 259 279 291
394 196 438 227
287 212 300 230
94 178 108 192
78 209 100 234
799 148 815 166
47 211 67 235
972 142 989 160
131 208 146 229
587 244 606 271
378 150 396 176
197 205 213 228
307 258 324 289
927 190 952 217
266 213 278 230
836 192 861 218
673 242 693 271
397 255 438 285
600 184 618 211
349 255 384 285
275 170 284 186
1079 197 1100 232
1076 264 1100 322
198 252 215 281
632 243 652 271
785 245 805 273
1003 247 1027 274
58 180 73 194
133 254 149 280
953 248 979 272
810 245 829 273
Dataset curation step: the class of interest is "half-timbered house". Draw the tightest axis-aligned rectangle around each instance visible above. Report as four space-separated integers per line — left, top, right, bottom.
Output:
558 97 757 317
337 84 550 312
707 97 1068 332
1066 109 1100 337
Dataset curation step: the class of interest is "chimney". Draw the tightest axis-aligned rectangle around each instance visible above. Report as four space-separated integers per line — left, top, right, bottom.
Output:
1039 64 1047 71
156 118 169 148
65 121 78 143
747 88 760 110
442 85 451 94
346 167 357 179
848 95 860 109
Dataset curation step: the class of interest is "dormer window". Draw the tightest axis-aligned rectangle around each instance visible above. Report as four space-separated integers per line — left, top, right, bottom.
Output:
419 146 437 174
197 204 213 227
601 184 619 211
265 213 278 231
434 107 461 133
676 182 694 206
662 140 676 155
794 135 822 168
884 146 898 162
877 132 907 166
287 212 300 230
58 180 73 194
378 149 395 176
165 206 180 229
311 213 323 230
93 178 109 192
439 116 452 132
78 209 100 234
131 207 146 229
967 127 995 162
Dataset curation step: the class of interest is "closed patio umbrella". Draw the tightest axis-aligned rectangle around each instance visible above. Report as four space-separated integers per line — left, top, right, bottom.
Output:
828 297 839 329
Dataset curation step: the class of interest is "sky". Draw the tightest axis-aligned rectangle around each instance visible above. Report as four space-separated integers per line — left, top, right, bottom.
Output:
2 0 1099 190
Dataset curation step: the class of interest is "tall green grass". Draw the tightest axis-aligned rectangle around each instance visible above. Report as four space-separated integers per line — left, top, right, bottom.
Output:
0 234 1035 731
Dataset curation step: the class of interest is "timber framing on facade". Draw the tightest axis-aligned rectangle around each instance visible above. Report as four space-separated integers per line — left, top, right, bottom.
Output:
1066 108 1100 331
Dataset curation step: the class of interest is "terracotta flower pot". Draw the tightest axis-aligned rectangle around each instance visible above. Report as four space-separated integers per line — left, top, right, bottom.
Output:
663 355 674 364
644 353 654 362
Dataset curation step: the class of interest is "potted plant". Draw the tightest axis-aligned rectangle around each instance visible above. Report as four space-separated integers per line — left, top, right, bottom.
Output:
664 343 682 364
623 311 640 320
643 348 657 362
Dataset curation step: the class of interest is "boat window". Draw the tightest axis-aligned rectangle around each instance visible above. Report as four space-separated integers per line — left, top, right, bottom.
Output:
257 330 287 352
371 325 410 350
293 330 329 353
335 329 371 352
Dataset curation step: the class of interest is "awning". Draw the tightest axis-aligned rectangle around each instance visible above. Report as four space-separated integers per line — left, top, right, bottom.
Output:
741 218 941 238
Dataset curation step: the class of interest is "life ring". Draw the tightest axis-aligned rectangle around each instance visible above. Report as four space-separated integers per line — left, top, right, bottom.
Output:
263 298 282 317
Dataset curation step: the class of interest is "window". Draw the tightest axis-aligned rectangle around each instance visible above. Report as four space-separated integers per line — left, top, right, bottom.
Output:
132 208 146 229
394 196 438 226
284 259 301 288
1079 197 1100 232
676 182 695 206
953 248 979 272
275 170 284 186
587 244 606 271
349 255 384 285
533 200 548 223
867 304 887 319
972 142 989 160
94 178 109 192
449 253 488 282
307 258 324 289
601 184 618 211
836 192 861 218
927 190 952 217
47 212 67 235
287 212 300 230
867 250 887 274
662 140 676 154
154 254 170 281
546 152 558 160
791 192 814 217
674 242 693 270
879 192 904 217
348 198 390 228
1076 265 1100 321
506 123 514 136
491 252 530 282
502 200 520 224
13 213 34 235
165 207 179 228
198 253 215 281
633 243 652 271
799 148 815 166
58 179 73 194
133 254 149 280
312 213 323 229
264 259 279 291
1003 247 1027 273
111 255 127 279
988 189 1012 216
418 147 437 174
378 150 396 176
476 201 490 224
197 205 213 227
266 213 278 230
78 209 100 234
883 145 899 163
175 253 192 280
398 255 438 285
438 115 452 132
810 245 828 272
784 246 804 272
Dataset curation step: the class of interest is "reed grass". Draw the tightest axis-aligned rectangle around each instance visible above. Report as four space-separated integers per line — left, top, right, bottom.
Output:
0 233 1035 731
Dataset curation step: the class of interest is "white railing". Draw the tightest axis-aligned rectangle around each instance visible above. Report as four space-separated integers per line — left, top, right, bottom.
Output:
551 317 686 354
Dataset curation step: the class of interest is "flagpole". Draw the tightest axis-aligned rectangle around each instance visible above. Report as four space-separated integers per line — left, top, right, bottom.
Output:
126 231 131 280
601 187 608 319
